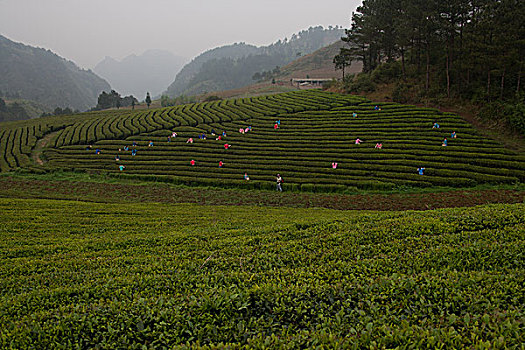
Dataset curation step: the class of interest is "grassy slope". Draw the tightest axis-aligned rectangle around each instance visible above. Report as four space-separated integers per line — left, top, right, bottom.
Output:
1 197 523 348
275 41 362 81
200 83 299 100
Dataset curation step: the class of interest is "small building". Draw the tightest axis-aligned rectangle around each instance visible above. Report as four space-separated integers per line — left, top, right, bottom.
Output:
291 78 334 88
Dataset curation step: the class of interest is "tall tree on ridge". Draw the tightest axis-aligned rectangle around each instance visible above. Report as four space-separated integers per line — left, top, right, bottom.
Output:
333 48 352 80
145 92 151 109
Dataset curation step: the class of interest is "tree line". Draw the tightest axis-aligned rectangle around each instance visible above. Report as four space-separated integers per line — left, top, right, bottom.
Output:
0 98 28 122
335 0 524 102
94 90 139 110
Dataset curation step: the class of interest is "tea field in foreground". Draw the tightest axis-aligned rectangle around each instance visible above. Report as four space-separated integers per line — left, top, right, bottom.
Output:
1 198 523 348
1 90 524 192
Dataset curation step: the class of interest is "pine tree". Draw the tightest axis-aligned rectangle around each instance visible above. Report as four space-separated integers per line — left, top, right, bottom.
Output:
333 49 352 80
145 92 151 109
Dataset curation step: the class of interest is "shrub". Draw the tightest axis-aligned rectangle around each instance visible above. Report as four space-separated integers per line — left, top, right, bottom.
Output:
478 100 525 135
204 95 222 102
370 61 402 84
506 102 525 134
392 82 411 104
321 79 340 90
345 73 377 93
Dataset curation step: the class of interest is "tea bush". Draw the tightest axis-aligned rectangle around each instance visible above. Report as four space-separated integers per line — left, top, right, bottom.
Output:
0 198 523 348
1 90 524 192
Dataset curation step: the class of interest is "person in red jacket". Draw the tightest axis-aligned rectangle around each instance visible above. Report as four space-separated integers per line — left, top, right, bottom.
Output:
219 161 223 168
190 159 195 166
224 143 231 149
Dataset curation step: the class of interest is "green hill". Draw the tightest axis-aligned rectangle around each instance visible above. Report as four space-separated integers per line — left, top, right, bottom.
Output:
1 90 523 191
0 98 51 122
275 41 363 81
165 26 344 97
0 35 110 114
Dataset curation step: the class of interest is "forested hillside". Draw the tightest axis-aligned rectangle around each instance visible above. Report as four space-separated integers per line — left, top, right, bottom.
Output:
339 0 523 97
165 26 344 97
0 98 49 122
0 35 110 115
332 0 525 135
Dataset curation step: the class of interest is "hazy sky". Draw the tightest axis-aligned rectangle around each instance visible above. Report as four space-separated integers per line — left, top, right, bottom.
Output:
0 0 361 69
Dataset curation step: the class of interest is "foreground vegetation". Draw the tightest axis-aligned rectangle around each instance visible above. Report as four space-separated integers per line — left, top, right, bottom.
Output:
0 198 523 348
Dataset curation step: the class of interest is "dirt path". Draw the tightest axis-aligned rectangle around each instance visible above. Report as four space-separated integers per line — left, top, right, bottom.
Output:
32 131 60 165
0 176 523 211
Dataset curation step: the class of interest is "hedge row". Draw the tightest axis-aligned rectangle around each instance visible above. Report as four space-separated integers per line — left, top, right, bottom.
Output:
3 90 524 192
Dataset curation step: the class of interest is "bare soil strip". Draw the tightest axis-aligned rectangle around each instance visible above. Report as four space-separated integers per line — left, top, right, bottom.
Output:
0 176 522 211
31 131 60 165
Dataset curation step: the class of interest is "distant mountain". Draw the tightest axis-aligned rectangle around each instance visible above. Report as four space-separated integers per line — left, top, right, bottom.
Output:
193 42 364 101
165 43 259 97
165 26 345 97
94 50 187 100
0 35 110 113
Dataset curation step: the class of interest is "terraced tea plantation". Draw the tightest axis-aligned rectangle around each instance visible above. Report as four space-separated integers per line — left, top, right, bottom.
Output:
0 198 523 348
1 90 524 191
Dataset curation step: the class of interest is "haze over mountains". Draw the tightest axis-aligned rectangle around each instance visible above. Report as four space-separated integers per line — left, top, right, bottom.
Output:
165 26 345 97
0 35 110 112
93 50 187 100
0 25 346 122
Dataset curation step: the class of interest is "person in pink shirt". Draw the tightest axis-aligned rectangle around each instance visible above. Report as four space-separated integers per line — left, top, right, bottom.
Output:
375 143 382 149
187 138 193 143
355 138 362 145
332 162 338 169
239 128 244 134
